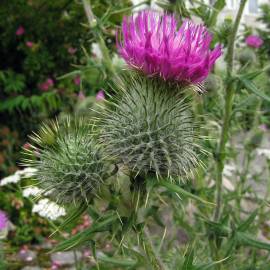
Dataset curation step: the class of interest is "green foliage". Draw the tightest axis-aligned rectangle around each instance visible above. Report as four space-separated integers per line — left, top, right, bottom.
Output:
257 4 270 59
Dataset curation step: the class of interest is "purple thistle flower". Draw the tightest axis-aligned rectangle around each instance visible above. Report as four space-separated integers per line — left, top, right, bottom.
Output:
0 210 7 230
117 10 222 85
245 35 263 48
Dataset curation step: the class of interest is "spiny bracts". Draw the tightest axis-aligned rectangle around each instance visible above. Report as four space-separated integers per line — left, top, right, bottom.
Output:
23 118 110 205
99 75 201 180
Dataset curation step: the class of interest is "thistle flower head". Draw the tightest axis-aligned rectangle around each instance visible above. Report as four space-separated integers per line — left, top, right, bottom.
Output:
23 118 110 205
99 74 201 180
245 35 263 48
117 10 222 85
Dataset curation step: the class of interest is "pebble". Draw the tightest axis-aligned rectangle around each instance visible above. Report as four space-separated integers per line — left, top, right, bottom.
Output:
51 251 82 265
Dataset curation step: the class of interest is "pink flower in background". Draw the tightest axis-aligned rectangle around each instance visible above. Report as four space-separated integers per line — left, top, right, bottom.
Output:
78 91 85 101
259 124 267 132
96 90 105 101
16 26 25 36
23 143 31 150
46 78 54 87
245 35 263 48
38 83 49 91
83 249 91 258
73 75 81 86
26 41 34 48
51 261 61 270
68 47 77 55
117 10 222 85
38 78 54 91
0 210 7 230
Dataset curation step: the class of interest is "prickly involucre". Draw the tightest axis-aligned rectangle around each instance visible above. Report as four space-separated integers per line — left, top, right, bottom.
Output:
118 10 222 85
23 119 110 205
100 75 201 179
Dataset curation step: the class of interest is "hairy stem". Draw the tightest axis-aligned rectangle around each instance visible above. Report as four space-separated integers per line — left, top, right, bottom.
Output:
211 2 248 268
82 0 115 75
82 0 96 27
214 0 248 222
140 229 166 270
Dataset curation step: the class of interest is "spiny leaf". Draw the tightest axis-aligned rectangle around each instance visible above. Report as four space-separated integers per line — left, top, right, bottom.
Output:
159 181 215 206
51 202 88 236
237 209 258 232
183 245 195 270
239 78 270 102
195 257 229 270
236 232 270 251
98 254 137 267
51 212 118 252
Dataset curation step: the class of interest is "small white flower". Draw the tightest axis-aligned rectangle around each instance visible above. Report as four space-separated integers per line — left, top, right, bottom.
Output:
0 174 21 186
112 53 125 68
131 0 148 11
23 187 43 198
32 199 66 220
16 167 38 178
91 43 103 60
257 148 270 159
0 167 38 186
223 164 236 177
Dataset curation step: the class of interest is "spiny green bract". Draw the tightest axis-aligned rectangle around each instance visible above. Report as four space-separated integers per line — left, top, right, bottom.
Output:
99 75 201 180
23 118 109 205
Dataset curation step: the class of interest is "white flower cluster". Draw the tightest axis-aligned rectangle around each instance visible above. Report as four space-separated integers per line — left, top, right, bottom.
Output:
223 164 236 177
32 199 66 221
0 167 37 186
257 148 270 160
1 168 65 221
22 186 43 198
91 43 103 60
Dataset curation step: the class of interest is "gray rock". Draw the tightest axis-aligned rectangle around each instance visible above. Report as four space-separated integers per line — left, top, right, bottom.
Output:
21 267 41 270
51 251 82 265
18 250 37 262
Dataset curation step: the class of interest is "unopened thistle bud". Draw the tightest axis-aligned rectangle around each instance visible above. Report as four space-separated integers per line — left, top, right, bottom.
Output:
23 119 110 205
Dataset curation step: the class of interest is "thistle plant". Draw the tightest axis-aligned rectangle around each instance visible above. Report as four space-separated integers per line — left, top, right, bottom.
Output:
22 6 226 270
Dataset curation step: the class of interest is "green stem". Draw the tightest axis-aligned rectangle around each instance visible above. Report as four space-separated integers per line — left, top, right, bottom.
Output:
140 229 166 270
236 150 251 218
82 0 115 75
214 0 248 222
82 0 96 27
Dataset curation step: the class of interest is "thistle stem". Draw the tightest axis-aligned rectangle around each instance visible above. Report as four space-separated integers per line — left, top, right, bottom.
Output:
214 0 248 222
82 0 115 75
140 229 166 270
82 0 95 27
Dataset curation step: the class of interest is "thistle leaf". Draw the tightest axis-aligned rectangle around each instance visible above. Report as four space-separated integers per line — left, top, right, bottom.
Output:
159 181 214 206
236 232 270 251
52 212 118 252
239 78 270 102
